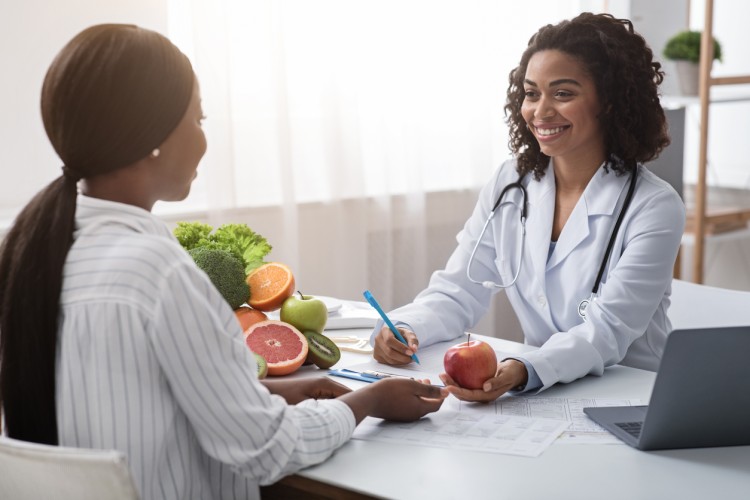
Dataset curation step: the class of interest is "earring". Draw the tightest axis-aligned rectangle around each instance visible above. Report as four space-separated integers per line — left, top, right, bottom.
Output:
151 148 160 158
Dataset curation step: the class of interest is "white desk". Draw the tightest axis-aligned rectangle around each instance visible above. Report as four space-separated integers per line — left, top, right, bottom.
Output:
264 332 750 500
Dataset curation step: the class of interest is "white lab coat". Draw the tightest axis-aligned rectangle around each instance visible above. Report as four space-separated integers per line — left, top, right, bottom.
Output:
378 159 686 391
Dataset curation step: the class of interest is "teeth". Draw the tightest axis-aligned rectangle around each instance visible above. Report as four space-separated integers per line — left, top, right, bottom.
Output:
536 126 565 136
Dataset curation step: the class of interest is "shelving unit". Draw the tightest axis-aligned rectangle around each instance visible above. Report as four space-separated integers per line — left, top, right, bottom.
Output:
691 0 750 283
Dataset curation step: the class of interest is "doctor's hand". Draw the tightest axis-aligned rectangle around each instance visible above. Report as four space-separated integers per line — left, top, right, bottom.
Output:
439 359 528 403
373 326 419 365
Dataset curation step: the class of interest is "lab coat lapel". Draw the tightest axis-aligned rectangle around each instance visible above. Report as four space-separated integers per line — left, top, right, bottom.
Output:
525 166 556 291
546 166 629 271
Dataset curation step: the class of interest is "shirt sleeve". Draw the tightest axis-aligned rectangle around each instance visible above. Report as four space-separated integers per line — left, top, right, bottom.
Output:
503 356 543 393
147 256 355 485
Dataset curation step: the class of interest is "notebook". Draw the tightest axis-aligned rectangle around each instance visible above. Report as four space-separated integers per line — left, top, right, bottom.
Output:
583 326 750 450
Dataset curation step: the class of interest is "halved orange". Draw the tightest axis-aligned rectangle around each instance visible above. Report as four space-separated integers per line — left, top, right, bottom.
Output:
234 306 268 332
245 262 295 312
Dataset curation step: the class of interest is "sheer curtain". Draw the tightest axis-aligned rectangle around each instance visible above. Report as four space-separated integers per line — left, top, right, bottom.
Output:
160 0 578 324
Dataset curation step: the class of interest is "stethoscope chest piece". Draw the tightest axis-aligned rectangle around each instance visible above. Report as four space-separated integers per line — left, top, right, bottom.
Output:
577 294 595 321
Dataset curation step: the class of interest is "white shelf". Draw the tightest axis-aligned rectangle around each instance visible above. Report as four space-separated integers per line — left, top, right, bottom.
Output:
661 84 750 108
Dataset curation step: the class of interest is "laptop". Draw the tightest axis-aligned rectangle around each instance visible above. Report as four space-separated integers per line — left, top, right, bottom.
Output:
584 326 750 450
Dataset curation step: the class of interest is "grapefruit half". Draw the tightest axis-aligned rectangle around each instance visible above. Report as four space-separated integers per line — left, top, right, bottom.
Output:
244 320 308 376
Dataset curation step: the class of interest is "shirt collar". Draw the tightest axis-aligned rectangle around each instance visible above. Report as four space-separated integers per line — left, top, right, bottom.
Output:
581 163 632 216
75 195 175 240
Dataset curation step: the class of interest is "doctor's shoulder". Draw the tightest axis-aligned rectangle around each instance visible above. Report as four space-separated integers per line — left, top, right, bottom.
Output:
488 158 524 189
635 166 685 210
629 166 687 227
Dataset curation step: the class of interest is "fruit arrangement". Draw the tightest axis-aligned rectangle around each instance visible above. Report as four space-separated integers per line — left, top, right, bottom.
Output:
174 222 341 377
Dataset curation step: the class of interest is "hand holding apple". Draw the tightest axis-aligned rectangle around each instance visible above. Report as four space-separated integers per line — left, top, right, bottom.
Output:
441 357 528 403
442 335 497 390
280 291 328 333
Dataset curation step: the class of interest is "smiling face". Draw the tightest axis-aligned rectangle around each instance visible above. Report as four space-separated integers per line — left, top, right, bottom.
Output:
521 50 605 171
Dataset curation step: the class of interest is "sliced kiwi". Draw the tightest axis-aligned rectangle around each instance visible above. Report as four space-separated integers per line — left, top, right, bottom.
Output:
254 352 268 379
303 331 341 369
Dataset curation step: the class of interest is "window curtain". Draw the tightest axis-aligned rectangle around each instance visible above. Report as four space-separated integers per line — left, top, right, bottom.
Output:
161 0 578 315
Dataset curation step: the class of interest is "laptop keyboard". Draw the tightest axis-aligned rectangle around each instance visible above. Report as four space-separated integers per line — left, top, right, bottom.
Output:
615 421 643 438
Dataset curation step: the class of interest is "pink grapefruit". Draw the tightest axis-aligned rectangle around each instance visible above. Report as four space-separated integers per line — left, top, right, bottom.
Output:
244 320 308 376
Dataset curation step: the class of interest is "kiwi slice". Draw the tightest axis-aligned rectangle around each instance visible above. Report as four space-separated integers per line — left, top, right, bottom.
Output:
254 352 268 379
303 331 341 369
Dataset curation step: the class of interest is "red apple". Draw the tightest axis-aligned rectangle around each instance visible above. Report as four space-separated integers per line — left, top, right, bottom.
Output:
443 338 498 390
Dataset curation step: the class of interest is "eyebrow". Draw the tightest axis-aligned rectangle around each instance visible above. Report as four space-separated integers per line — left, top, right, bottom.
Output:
524 78 582 87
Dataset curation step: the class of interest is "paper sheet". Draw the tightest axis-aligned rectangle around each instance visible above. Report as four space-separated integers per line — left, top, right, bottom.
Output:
353 410 570 458
448 396 642 444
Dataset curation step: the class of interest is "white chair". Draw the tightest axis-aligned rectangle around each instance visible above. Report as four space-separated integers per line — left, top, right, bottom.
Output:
0 436 139 500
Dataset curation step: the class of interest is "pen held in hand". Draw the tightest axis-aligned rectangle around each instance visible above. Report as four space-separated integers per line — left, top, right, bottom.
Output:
363 290 421 364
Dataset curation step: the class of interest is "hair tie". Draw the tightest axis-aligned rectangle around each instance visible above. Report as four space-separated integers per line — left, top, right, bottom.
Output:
61 165 83 182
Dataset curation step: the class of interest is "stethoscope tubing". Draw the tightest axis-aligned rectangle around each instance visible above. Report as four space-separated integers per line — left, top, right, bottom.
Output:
589 166 638 297
467 207 526 289
466 175 528 289
466 166 639 315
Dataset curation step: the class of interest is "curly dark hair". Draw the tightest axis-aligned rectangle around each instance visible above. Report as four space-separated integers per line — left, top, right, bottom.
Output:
505 12 669 180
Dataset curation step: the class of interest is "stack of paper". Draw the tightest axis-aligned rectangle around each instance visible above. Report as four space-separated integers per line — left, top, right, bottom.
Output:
325 301 380 330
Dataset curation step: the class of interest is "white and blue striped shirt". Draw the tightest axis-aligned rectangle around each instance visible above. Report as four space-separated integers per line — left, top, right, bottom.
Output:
56 195 355 499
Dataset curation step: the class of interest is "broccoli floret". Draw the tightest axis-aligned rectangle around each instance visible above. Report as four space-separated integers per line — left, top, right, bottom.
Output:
188 247 250 309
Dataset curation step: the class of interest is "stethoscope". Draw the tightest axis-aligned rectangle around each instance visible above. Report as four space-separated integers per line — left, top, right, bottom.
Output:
466 166 638 322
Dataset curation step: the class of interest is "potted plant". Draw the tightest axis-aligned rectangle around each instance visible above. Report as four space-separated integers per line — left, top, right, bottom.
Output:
663 31 722 96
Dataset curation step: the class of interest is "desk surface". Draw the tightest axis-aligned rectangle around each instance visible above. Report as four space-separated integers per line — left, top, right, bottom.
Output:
285 332 750 500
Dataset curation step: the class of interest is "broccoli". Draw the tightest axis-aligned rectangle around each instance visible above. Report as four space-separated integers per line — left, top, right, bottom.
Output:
188 247 250 309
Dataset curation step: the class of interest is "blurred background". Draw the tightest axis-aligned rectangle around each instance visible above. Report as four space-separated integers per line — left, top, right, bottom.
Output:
2 0 748 340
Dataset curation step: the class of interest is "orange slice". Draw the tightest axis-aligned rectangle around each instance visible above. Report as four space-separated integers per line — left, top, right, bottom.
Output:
234 306 268 332
245 262 295 312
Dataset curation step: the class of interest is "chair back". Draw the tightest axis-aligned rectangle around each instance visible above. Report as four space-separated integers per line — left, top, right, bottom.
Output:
0 436 139 500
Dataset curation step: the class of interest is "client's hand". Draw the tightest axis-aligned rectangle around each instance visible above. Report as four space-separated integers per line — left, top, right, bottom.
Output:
262 377 351 405
339 378 448 424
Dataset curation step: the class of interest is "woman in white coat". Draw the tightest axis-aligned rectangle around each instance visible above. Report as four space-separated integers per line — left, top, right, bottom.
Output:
372 13 686 402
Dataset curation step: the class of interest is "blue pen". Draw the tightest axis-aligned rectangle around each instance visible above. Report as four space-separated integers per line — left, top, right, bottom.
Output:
363 290 421 364
328 368 381 383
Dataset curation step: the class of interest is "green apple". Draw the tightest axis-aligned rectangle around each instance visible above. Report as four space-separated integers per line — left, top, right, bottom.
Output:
280 291 328 333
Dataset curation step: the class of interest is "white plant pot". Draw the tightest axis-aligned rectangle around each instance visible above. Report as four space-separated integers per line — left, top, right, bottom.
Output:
674 60 700 96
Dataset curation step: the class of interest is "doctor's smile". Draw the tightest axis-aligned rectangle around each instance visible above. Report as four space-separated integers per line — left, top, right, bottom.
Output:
533 125 569 138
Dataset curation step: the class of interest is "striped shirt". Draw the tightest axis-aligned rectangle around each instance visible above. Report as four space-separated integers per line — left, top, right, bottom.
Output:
57 195 355 500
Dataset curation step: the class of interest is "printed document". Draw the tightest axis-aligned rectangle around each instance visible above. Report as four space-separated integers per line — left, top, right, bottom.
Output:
353 410 570 458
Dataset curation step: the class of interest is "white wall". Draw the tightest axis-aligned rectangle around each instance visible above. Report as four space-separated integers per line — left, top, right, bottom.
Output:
0 0 169 224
